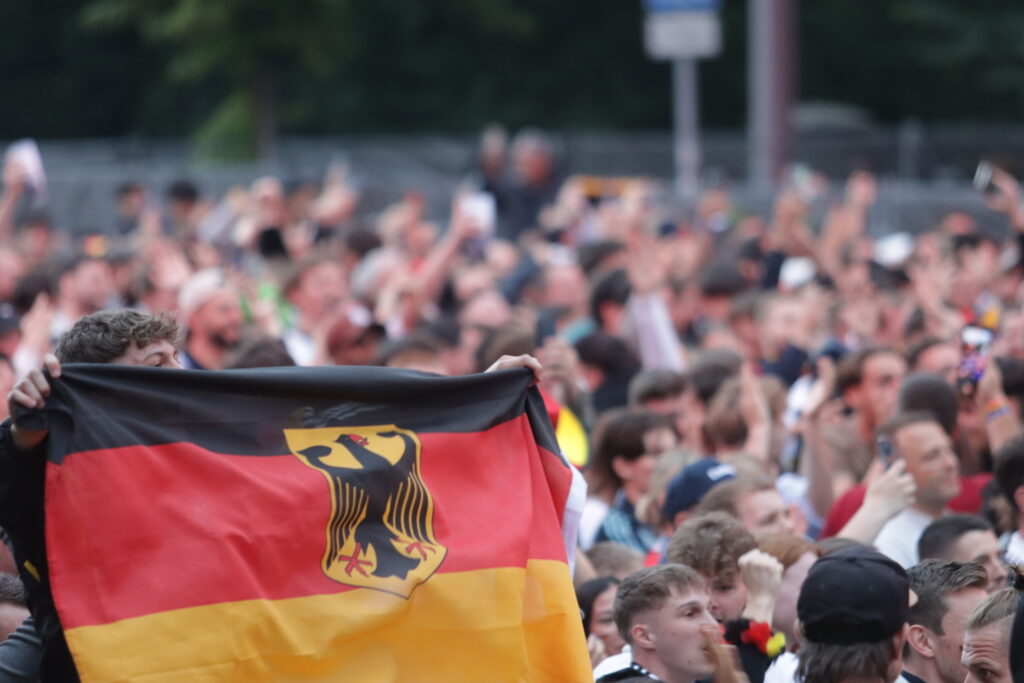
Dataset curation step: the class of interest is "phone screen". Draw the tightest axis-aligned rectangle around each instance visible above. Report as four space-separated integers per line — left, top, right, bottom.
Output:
958 325 994 397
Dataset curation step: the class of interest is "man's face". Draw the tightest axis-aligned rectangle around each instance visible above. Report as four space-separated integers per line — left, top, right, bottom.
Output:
638 586 718 681
859 353 907 427
736 489 794 536
949 531 1008 593
74 260 115 313
894 421 960 509
915 343 960 385
927 587 988 683
293 262 347 322
192 291 243 348
702 571 747 623
962 621 1013 683
111 340 182 369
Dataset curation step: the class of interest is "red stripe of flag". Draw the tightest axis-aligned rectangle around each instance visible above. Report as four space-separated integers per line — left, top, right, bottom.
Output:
47 415 572 630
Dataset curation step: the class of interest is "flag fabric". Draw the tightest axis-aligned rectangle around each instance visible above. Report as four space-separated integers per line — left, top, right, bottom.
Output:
38 364 589 683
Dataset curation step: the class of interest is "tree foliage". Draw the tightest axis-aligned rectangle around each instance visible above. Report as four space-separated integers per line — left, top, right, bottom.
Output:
0 1 1023 157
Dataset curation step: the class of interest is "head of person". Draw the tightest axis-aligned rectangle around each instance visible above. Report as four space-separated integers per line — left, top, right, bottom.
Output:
698 260 749 323
373 332 447 375
224 336 296 369
55 309 181 367
590 409 678 504
907 337 960 386
758 533 821 646
613 564 718 683
696 475 794 536
897 372 959 437
323 302 385 367
284 257 347 326
0 574 28 641
837 346 908 432
661 458 736 531
876 411 960 515
666 512 756 623
576 576 625 657
919 515 1007 593
178 269 243 354
115 181 146 218
703 377 749 455
589 269 631 335
165 179 199 224
961 578 1023 683
510 128 555 187
586 542 644 580
994 434 1024 530
797 546 913 683
755 293 804 359
628 369 689 438
904 560 989 683
57 254 115 316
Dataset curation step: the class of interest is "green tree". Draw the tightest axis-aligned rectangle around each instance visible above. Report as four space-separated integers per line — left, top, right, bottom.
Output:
82 0 359 158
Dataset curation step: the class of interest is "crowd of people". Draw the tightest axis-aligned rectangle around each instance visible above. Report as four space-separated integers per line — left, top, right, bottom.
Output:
0 127 1023 681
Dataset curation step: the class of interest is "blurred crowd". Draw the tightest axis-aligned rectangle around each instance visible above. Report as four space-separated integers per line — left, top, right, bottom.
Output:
2 127 1024 681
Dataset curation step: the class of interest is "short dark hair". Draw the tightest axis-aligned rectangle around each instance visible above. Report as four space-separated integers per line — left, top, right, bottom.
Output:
698 260 748 298
590 409 676 491
166 179 199 203
897 373 958 436
907 560 988 634
55 310 181 364
836 346 900 394
225 336 296 369
918 515 995 561
798 638 895 683
574 333 639 376
613 564 705 644
589 269 631 327
628 370 688 408
688 349 742 406
666 512 756 583
995 434 1024 512
906 337 949 371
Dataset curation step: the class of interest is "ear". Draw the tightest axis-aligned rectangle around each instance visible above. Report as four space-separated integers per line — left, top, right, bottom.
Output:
611 456 633 483
631 622 655 650
672 510 689 530
906 624 936 659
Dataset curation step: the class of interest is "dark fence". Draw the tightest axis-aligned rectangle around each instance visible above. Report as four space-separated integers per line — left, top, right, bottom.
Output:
7 124 1024 237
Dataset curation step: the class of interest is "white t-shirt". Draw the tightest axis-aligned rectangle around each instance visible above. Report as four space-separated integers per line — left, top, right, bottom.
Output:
1005 530 1024 567
873 507 940 569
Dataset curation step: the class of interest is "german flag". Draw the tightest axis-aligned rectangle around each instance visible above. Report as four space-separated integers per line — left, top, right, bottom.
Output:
39 365 589 683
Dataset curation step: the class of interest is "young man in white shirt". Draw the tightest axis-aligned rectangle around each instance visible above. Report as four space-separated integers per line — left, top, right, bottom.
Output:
872 412 961 568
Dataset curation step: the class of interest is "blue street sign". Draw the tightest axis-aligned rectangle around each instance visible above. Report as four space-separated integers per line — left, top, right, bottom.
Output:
644 0 719 13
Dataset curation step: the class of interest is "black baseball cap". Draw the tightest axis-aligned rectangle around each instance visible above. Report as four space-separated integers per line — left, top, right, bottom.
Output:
797 546 913 645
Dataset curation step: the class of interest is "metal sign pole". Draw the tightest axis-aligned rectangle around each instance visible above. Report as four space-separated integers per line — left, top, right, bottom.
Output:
673 59 700 200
